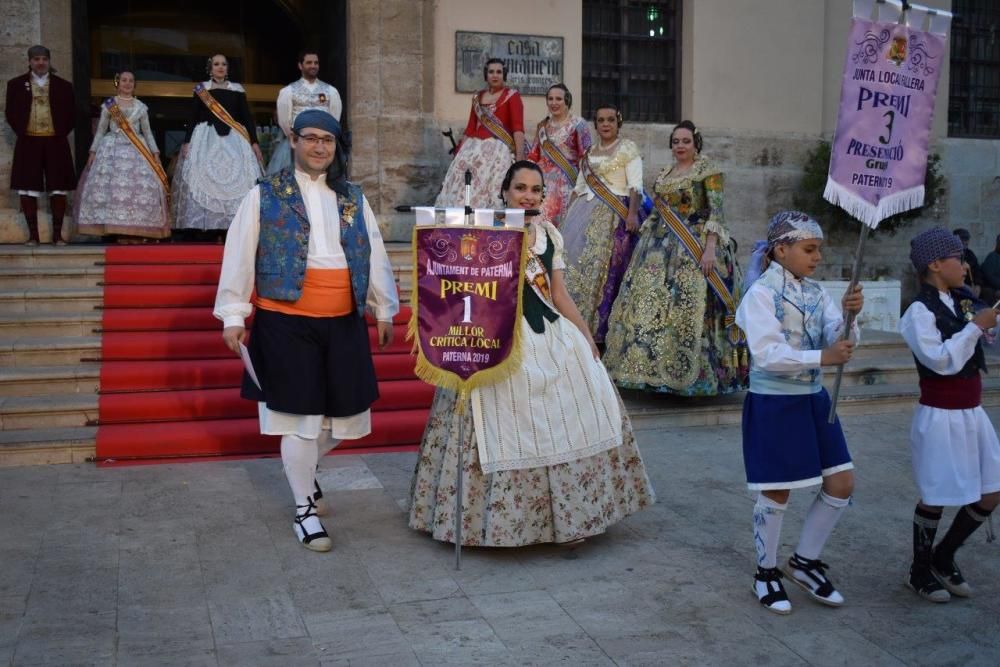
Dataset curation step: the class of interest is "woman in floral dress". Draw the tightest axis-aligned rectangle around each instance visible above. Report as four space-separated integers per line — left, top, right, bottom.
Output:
409 161 655 547
526 83 591 226
603 120 749 396
560 103 649 346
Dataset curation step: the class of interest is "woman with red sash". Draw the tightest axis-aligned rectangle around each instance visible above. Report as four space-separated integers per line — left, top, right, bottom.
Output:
561 103 649 347
76 71 170 240
435 58 524 208
526 83 591 226
173 54 264 233
603 120 749 396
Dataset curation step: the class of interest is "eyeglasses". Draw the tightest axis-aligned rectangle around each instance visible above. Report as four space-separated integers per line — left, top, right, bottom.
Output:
295 133 336 147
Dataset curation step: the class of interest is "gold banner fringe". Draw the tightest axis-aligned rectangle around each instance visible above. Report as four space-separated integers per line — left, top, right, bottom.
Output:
406 226 529 415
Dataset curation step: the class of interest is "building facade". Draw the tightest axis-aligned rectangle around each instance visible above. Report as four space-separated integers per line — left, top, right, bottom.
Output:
2 0 997 296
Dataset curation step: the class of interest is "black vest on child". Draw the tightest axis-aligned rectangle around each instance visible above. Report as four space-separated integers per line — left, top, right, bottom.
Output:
911 283 986 380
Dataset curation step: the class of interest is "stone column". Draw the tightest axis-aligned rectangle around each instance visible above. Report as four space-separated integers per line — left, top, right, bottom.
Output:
347 0 447 242
0 0 73 243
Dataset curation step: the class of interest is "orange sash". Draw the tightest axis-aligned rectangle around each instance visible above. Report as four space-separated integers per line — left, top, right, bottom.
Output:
194 83 252 144
538 124 579 184
104 99 169 194
473 90 516 154
255 268 353 317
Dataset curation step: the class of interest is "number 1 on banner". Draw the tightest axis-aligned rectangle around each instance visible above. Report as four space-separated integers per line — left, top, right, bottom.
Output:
462 295 472 323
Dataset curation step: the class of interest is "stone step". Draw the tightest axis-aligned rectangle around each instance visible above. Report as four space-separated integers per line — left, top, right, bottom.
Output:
0 364 100 396
0 245 105 268
0 336 101 367
0 266 105 289
0 393 98 430
0 426 96 466
0 311 102 337
0 287 103 314
627 378 1000 431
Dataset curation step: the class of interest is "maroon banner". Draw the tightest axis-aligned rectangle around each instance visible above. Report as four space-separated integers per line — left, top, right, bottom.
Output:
409 225 526 392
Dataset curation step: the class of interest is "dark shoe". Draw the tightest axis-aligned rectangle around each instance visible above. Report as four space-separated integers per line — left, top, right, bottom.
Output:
784 553 844 606
753 566 791 615
312 479 329 517
906 564 951 602
931 555 972 597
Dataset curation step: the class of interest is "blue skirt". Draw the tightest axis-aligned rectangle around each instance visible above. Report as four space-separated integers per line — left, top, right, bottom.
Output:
742 388 853 490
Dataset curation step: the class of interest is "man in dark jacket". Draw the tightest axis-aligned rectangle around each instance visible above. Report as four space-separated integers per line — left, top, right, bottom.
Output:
5 45 76 245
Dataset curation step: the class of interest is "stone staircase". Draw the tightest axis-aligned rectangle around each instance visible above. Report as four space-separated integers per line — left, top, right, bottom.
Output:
0 243 997 465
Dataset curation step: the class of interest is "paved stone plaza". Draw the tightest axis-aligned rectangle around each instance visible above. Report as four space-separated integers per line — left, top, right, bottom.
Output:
2 407 1000 666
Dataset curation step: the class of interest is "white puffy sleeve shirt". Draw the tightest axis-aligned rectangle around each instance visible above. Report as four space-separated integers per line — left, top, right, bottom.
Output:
214 170 399 329
899 292 984 374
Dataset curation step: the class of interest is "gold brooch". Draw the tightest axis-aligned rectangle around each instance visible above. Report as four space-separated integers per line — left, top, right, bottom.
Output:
284 186 293 195
341 201 358 225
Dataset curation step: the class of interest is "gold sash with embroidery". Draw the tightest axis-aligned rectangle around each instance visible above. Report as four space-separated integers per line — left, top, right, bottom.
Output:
652 195 745 344
194 83 251 144
104 98 169 194
538 124 578 184
473 90 516 155
582 155 630 220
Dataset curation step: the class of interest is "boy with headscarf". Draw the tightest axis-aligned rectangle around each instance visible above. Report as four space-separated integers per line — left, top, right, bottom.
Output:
736 211 863 614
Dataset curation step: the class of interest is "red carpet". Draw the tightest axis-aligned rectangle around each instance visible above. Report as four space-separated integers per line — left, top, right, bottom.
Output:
95 244 426 461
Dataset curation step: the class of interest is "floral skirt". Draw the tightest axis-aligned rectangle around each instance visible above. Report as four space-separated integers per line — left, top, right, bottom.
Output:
536 160 575 226
435 138 513 209
408 387 655 546
603 216 749 396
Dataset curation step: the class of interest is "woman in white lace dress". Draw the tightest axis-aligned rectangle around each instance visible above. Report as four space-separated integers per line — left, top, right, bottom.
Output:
173 54 263 233
76 71 170 239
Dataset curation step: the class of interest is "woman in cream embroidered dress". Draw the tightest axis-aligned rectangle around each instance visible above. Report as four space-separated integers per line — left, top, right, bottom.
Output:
560 104 646 346
603 121 749 396
526 83 591 226
173 54 264 231
76 71 170 239
409 161 654 547
435 58 524 209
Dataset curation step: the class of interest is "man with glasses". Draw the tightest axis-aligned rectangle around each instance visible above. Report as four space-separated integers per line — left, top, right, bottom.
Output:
215 109 398 552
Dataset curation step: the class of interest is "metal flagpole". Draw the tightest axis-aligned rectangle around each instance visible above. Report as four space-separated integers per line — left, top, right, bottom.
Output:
453 169 473 570
827 224 869 423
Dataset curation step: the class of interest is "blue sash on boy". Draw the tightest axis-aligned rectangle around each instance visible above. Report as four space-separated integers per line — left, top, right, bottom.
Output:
256 168 371 316
749 262 826 395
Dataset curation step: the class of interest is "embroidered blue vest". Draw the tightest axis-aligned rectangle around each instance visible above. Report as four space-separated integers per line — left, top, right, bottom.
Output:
749 262 827 394
256 169 371 316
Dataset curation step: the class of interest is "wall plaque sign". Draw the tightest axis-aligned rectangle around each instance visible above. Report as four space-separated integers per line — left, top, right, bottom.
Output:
455 31 564 96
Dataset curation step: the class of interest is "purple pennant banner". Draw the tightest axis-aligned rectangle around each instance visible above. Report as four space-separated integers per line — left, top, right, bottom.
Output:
825 7 948 228
411 225 525 386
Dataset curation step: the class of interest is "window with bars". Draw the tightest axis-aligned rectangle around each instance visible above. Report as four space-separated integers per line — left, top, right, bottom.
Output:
582 0 681 124
948 0 1000 137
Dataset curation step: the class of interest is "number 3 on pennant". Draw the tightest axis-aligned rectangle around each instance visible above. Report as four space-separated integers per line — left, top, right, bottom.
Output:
878 110 895 145
462 295 472 323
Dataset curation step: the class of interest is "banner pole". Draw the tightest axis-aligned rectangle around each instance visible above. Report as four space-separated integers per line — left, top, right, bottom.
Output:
828 224 870 423
454 169 473 570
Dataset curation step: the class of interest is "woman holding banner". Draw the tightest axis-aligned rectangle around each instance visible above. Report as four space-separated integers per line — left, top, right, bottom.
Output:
434 58 524 209
560 103 649 347
173 54 264 232
603 120 749 396
76 71 170 239
409 160 654 547
525 83 591 226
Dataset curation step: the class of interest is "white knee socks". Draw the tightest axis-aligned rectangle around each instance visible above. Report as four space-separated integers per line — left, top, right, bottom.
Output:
796 490 850 560
316 430 341 467
281 434 319 507
753 494 787 569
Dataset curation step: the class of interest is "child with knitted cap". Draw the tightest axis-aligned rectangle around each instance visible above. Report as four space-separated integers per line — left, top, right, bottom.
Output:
899 226 1000 602
736 210 863 614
